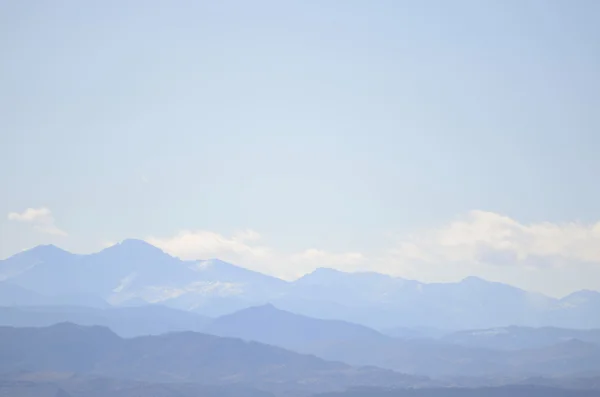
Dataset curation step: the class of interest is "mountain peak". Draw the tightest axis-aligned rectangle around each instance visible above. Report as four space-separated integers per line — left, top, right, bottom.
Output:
17 244 70 257
218 304 292 321
120 238 158 249
198 258 238 269
567 289 600 297
297 268 398 286
460 276 489 284
253 302 279 311
232 303 281 314
29 243 61 252
294 268 346 285
306 267 397 279
102 239 169 257
561 289 600 303
310 267 345 276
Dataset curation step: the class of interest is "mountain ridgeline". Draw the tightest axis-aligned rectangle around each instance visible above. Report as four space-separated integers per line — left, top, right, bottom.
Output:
1 240 599 330
2 303 600 379
1 320 600 397
1 242 600 396
0 322 426 395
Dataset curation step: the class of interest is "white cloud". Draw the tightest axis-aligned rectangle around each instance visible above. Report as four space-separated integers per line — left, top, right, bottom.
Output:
147 229 365 280
7 207 67 236
386 210 600 267
146 211 600 296
376 211 600 296
8 207 51 222
147 229 272 261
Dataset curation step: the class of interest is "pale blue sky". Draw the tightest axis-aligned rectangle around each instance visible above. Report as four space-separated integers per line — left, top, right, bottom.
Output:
2 1 600 294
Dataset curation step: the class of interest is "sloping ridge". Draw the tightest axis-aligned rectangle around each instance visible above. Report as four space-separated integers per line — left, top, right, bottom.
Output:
0 305 211 338
0 323 427 393
205 303 387 351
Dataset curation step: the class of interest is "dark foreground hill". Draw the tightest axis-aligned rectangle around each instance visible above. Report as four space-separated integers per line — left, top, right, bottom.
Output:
0 323 427 395
315 385 600 397
0 376 274 397
0 377 598 397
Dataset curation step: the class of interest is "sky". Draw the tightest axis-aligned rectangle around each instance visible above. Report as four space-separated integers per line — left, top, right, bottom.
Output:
1 0 600 297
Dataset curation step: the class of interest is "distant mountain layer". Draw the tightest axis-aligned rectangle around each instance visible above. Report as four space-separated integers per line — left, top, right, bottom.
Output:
0 281 109 308
0 323 427 395
2 320 600 395
205 304 386 351
0 305 210 337
202 305 600 378
3 303 600 378
441 326 600 350
1 241 600 329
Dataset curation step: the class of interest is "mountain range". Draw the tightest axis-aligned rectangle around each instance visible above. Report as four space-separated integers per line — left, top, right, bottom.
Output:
0 305 210 338
1 240 600 329
0 323 427 395
202 304 600 378
2 302 600 379
2 320 600 397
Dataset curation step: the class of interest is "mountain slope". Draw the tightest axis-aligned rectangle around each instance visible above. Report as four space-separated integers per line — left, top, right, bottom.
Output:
0 323 427 394
0 245 74 281
1 241 285 312
162 259 288 315
278 271 555 329
205 304 385 352
205 307 600 378
2 242 600 330
9 240 195 299
0 282 45 306
0 282 108 309
443 326 600 350
550 290 600 329
0 305 211 337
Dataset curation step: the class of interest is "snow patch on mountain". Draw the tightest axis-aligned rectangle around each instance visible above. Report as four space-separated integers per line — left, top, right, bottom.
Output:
113 272 138 293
